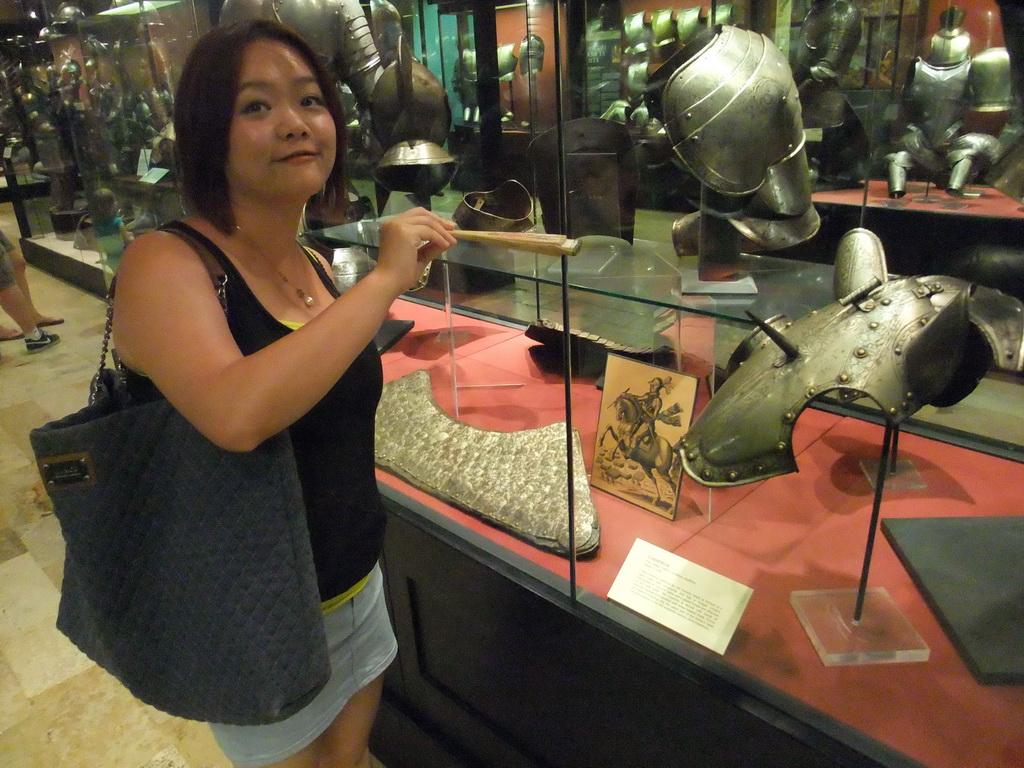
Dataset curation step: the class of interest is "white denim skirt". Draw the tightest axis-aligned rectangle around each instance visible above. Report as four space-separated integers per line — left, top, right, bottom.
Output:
209 563 397 767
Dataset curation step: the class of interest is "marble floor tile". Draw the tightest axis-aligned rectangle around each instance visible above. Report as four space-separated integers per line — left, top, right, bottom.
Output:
0 654 32 733
0 552 61 641
138 746 194 768
0 665 171 768
0 525 27 564
2 619 94 698
0 553 93 697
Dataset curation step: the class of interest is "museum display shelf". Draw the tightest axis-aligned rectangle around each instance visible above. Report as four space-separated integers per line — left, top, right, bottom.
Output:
368 296 1024 768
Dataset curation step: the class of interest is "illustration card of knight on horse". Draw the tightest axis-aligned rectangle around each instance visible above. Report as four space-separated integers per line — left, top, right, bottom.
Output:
592 355 699 519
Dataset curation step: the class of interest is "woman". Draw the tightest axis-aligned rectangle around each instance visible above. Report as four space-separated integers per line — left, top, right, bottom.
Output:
112 19 456 768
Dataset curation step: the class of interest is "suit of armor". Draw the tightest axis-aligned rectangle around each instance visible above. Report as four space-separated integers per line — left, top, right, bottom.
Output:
886 6 1009 197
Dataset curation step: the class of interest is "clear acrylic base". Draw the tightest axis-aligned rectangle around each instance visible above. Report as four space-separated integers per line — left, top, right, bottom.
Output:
859 458 926 490
791 587 930 666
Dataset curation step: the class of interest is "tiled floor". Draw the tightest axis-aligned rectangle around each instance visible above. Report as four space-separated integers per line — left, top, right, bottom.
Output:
0 207 235 766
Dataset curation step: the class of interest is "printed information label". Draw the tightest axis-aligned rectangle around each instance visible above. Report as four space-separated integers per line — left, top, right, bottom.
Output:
608 538 753 654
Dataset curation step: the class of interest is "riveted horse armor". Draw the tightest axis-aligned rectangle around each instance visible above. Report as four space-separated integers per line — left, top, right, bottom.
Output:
680 229 1024 487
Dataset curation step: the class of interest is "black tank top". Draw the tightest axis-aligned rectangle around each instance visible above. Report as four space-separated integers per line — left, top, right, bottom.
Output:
123 221 385 601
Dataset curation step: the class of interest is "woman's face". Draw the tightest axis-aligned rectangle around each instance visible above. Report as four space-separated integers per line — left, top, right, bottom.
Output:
226 39 337 210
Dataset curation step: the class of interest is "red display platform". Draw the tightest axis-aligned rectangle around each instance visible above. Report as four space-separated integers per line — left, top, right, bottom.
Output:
378 299 1024 768
813 180 1024 219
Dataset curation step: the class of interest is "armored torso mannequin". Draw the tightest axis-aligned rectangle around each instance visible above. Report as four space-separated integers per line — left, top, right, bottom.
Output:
886 6 1009 197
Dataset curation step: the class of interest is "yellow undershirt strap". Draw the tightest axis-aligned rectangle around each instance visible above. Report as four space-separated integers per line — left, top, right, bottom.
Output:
320 571 372 614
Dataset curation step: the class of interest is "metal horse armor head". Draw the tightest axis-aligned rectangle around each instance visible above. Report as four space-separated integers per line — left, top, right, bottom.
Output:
680 228 1024 486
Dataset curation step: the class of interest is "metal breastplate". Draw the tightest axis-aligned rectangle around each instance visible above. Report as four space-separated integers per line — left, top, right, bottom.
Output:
902 57 971 148
970 47 1012 111
375 370 600 558
680 231 1024 487
662 25 804 196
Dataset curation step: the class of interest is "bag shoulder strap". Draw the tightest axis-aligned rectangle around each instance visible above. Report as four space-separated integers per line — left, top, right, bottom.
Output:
157 220 229 312
96 221 229 396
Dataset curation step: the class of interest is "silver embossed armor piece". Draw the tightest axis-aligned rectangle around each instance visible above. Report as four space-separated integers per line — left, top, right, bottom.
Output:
375 370 600 557
681 229 1024 486
662 25 805 196
659 25 818 263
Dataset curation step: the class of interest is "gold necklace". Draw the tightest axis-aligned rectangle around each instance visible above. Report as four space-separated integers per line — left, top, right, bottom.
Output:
276 266 315 307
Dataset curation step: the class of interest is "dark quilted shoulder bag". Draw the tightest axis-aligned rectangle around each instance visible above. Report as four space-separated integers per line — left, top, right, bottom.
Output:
29 228 330 725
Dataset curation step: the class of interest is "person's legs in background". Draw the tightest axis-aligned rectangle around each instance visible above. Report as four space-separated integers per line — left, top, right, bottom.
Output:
0 249 60 354
0 228 63 342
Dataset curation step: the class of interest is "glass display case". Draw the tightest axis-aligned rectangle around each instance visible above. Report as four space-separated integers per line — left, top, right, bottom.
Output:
13 0 1024 765
12 0 206 289
308 1 1024 766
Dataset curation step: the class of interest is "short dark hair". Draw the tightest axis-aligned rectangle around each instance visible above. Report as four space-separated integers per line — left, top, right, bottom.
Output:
173 19 347 233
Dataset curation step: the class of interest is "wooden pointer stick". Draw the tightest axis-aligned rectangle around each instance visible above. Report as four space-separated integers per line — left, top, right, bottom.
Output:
453 229 581 257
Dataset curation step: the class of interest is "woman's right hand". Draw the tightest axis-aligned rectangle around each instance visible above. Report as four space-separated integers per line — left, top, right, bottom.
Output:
374 207 457 292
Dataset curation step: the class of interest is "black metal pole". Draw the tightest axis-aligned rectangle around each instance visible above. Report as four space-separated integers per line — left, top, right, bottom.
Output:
854 421 896 622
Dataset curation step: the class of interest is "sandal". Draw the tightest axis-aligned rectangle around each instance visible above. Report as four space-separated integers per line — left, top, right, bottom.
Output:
36 317 65 327
0 327 25 342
